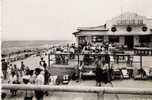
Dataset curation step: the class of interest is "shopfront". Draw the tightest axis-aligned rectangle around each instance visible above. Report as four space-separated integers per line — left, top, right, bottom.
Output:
73 12 152 49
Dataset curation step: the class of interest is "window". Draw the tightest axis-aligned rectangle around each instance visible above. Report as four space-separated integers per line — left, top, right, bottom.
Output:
92 36 104 42
139 36 150 43
109 36 119 43
111 27 117 32
142 26 148 32
78 36 86 44
126 26 132 32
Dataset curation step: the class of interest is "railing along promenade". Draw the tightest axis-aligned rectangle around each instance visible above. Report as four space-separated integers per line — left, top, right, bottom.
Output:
48 50 152 69
2 84 152 100
48 52 135 67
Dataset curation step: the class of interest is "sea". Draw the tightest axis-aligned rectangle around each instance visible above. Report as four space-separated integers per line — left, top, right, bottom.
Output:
1 40 74 55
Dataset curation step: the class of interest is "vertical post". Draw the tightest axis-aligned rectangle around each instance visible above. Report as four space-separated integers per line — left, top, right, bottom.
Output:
78 53 79 65
116 55 119 64
48 53 50 69
97 92 104 100
127 55 130 65
140 55 142 69
140 55 143 79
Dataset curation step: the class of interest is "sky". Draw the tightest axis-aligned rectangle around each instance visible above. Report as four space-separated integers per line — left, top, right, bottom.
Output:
1 0 152 40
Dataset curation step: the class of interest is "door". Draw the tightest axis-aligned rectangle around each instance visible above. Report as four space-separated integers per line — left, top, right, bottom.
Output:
125 36 134 49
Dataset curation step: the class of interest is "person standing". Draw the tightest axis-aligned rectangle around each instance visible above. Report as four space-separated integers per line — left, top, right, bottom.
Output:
95 56 103 86
7 64 13 82
43 62 50 96
23 76 34 100
69 46 75 59
104 51 111 83
79 53 84 67
20 61 25 77
78 60 84 81
9 71 18 96
13 64 20 82
102 63 109 84
104 51 110 65
39 57 45 67
83 47 89 65
35 68 44 100
2 59 8 80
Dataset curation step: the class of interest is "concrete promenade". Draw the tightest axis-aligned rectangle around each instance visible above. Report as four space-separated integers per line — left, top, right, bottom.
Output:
2 54 152 100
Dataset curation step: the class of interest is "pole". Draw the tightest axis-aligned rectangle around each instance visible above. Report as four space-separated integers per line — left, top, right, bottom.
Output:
48 53 50 69
140 55 142 69
78 54 79 65
140 55 143 79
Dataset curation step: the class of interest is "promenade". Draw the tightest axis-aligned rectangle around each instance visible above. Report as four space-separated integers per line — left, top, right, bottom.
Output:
2 54 152 100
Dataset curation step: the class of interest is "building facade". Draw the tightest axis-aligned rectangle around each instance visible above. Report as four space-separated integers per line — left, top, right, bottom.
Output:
73 12 152 49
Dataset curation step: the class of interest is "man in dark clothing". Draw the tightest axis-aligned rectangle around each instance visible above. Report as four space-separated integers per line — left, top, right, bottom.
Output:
95 56 103 86
96 66 102 86
21 61 25 70
20 61 25 77
43 62 50 96
43 61 47 68
43 62 50 85
2 59 8 80
104 51 110 64
103 52 112 84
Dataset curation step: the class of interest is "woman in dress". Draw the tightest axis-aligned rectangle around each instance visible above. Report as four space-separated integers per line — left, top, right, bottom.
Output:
95 55 104 86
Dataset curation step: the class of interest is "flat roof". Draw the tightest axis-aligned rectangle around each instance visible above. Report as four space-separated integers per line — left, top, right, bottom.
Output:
77 25 108 31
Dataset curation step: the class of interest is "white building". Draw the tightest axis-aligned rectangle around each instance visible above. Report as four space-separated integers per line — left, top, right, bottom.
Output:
73 12 152 49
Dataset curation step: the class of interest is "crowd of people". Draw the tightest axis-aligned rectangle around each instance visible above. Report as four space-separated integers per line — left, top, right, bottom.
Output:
48 42 113 85
1 42 125 99
2 57 50 100
66 42 112 85
49 42 116 65
49 43 76 64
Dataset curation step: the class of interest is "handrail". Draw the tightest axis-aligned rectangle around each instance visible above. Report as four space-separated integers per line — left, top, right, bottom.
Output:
2 84 152 95
50 53 133 56
2 84 100 93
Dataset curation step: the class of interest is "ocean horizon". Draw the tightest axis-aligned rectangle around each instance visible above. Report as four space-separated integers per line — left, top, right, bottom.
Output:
1 40 74 54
